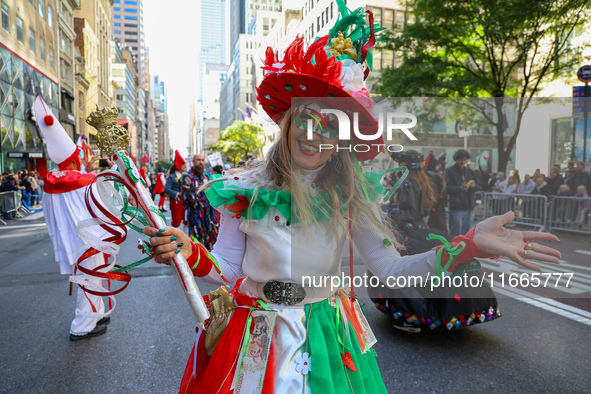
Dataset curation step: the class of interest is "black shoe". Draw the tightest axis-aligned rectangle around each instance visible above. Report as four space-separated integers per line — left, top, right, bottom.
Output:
69 324 107 341
392 321 421 333
97 316 110 325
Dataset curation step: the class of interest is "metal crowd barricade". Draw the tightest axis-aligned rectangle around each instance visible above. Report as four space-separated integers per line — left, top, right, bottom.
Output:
0 191 24 225
548 196 591 236
476 192 548 231
20 191 43 213
474 191 486 222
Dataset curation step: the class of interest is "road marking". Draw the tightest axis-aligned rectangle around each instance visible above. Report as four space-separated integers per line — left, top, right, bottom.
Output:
22 211 44 221
493 283 591 327
575 250 591 256
480 258 591 294
0 223 47 230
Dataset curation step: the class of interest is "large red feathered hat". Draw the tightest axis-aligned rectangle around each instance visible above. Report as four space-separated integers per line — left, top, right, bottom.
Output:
173 150 184 170
256 0 386 161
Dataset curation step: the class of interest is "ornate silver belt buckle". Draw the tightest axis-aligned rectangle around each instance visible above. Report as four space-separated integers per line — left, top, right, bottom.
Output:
262 280 306 306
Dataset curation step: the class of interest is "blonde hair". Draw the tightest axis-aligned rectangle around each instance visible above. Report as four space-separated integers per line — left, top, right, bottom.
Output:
202 112 402 248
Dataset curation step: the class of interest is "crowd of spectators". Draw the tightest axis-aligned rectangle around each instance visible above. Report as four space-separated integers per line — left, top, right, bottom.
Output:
478 161 590 199
0 170 44 219
0 170 43 197
476 161 591 225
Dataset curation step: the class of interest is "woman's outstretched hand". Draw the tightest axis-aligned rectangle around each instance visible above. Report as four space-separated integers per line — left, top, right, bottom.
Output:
142 226 193 264
473 211 561 271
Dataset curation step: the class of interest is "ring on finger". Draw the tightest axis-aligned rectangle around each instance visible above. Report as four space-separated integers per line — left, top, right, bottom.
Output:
524 249 528 259
524 241 534 251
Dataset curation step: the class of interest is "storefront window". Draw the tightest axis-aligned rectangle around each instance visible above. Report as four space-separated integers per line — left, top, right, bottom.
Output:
0 122 6 146
26 123 35 149
13 118 23 148
0 45 58 172
572 118 591 162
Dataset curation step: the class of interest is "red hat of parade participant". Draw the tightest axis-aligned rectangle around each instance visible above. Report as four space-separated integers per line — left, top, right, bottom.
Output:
425 151 439 171
139 166 148 180
256 1 387 162
171 150 185 172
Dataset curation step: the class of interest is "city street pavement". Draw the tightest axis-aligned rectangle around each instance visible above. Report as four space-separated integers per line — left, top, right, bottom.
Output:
0 211 590 393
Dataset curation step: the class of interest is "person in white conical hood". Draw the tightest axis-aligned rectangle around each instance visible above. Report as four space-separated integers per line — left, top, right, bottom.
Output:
35 95 114 341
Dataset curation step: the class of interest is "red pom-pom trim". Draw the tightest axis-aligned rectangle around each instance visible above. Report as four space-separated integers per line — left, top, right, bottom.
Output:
44 115 54 126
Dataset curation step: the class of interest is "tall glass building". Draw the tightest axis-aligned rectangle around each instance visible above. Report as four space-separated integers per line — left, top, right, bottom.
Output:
111 0 146 90
199 0 227 103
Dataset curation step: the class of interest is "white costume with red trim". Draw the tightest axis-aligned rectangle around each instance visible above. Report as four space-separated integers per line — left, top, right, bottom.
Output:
36 96 107 336
43 170 108 334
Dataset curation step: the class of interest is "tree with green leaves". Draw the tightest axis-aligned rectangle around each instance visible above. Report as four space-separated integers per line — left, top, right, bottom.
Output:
376 0 590 172
210 121 265 166
155 160 171 172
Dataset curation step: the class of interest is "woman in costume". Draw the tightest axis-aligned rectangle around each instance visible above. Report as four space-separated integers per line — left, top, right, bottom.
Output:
387 151 441 254
165 150 187 228
371 151 499 333
154 167 167 212
143 3 560 392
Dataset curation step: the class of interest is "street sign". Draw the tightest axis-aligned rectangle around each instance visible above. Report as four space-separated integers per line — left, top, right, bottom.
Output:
572 86 589 118
577 65 591 83
458 129 472 138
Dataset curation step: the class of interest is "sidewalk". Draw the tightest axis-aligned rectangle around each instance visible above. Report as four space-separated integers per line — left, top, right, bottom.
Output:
0 209 46 227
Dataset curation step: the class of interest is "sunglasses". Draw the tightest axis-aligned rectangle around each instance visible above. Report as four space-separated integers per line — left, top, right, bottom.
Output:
291 103 339 139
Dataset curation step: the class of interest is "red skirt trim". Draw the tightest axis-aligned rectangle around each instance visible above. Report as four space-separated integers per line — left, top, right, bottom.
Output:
179 278 275 394
170 199 185 227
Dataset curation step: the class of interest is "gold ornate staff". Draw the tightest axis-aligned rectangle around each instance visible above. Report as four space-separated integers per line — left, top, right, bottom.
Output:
86 107 130 155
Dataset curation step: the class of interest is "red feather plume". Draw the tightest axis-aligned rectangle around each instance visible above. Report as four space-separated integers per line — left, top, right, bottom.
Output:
261 35 344 88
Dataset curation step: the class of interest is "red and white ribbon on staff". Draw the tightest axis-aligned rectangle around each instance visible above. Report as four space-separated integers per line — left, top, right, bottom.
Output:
71 151 210 328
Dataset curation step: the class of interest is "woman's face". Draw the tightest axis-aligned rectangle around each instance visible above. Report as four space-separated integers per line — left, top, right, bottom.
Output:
289 102 339 170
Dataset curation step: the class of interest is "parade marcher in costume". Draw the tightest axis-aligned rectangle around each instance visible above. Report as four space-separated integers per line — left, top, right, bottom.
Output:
388 151 437 238
165 150 186 227
149 172 157 200
143 2 560 392
446 149 481 237
139 166 151 188
35 96 112 341
425 151 448 233
182 154 219 249
154 167 167 211
371 151 499 333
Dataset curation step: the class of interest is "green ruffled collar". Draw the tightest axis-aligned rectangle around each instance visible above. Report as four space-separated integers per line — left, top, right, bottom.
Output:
203 170 386 223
